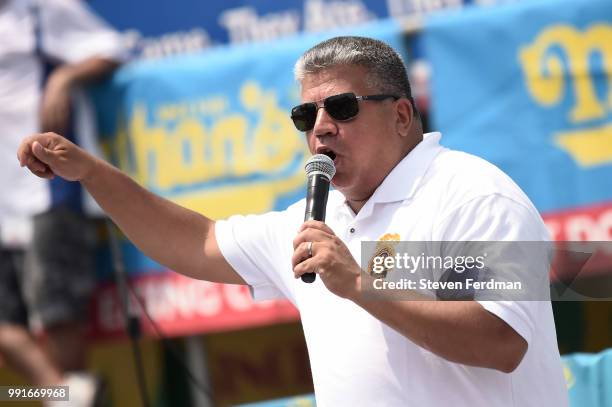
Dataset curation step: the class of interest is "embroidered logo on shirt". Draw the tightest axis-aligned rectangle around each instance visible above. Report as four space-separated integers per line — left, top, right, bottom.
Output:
367 233 401 278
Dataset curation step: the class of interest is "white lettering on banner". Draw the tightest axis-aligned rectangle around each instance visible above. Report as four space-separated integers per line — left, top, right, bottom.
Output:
545 220 562 242
565 211 612 241
97 288 141 331
223 284 256 312
122 29 212 60
386 0 463 19
137 279 224 321
219 7 300 44
111 0 522 58
98 290 120 331
140 283 162 321
544 207 612 241
304 0 374 32
141 282 171 320
193 283 226 317
174 280 224 318
96 276 286 333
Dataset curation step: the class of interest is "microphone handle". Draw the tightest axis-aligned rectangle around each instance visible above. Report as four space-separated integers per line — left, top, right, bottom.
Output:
302 174 330 283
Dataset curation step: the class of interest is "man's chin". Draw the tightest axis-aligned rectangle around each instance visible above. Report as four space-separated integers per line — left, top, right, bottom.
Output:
330 176 351 193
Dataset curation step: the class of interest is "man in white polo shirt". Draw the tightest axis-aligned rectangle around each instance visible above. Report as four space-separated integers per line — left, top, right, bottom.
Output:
16 36 568 406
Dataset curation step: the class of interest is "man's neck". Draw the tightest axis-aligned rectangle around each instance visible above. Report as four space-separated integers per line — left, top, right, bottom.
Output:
344 132 424 214
346 196 370 214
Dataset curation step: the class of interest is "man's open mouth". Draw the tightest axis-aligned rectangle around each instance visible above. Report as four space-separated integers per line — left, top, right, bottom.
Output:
316 147 337 162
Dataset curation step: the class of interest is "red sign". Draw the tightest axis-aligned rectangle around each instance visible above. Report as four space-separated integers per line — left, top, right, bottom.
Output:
543 201 612 241
89 272 299 340
543 201 612 283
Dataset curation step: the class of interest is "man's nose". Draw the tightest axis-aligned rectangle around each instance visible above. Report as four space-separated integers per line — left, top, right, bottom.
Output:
312 106 338 139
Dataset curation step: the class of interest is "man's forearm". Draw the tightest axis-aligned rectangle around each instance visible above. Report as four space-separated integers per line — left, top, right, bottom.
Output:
18 132 245 284
81 157 243 284
352 293 527 373
53 57 120 86
41 58 121 134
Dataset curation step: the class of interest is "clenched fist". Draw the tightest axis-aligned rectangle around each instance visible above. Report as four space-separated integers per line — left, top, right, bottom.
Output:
16 132 97 182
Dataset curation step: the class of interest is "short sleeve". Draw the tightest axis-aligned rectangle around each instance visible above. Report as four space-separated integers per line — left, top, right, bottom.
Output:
436 194 551 345
39 0 127 63
215 211 297 303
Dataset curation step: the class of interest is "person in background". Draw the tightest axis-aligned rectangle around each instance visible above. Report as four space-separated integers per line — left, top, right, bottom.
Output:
0 0 125 405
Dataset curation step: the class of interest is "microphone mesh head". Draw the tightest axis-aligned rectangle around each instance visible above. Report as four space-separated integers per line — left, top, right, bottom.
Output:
305 154 336 180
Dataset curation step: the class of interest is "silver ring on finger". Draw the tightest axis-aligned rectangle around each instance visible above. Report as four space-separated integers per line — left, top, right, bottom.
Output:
307 241 313 258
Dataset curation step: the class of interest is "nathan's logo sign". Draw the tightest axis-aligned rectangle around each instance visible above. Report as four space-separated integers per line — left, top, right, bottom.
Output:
519 24 612 167
102 81 309 218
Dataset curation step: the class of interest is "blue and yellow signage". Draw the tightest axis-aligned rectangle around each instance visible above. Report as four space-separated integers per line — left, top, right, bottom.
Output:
89 20 406 275
424 0 612 213
519 23 612 168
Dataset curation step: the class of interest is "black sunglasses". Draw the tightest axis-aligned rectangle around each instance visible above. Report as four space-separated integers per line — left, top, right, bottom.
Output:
290 92 399 132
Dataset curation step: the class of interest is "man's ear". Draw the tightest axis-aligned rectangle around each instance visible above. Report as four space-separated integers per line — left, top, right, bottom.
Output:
395 98 414 139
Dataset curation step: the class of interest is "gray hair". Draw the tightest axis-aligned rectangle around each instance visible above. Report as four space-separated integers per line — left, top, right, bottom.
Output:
294 36 414 102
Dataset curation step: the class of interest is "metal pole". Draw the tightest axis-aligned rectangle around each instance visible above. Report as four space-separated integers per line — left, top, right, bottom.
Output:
184 336 214 407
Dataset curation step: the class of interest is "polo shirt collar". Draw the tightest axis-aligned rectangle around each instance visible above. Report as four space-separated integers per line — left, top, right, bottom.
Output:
331 132 444 220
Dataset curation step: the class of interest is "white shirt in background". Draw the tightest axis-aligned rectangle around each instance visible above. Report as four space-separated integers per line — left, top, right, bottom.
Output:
0 0 124 245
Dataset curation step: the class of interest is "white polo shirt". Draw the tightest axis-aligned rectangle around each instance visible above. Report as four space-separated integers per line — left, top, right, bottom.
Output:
216 132 568 406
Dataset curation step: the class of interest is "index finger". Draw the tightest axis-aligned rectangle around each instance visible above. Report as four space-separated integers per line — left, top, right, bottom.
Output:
17 135 37 167
17 133 54 166
293 227 333 251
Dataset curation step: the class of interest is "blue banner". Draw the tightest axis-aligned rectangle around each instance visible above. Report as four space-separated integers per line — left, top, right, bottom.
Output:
86 0 491 57
90 20 407 276
563 350 612 407
424 0 612 213
235 394 315 407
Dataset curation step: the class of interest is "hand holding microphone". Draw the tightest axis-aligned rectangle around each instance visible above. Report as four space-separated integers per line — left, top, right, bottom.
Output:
293 156 362 298
301 154 336 283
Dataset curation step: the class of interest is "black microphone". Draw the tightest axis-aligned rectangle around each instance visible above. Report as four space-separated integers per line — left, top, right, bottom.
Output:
302 154 336 283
